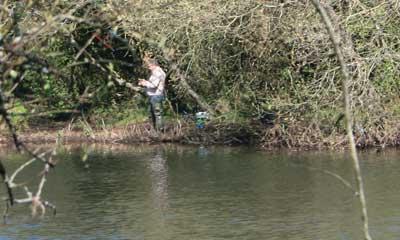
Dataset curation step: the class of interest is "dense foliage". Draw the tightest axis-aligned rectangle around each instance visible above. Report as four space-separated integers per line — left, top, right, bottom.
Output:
1 0 399 147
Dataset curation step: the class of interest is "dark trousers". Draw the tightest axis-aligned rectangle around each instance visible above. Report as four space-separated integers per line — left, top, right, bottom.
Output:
149 95 164 130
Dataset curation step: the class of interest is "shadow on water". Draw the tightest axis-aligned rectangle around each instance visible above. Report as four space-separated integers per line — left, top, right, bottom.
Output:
0 144 399 239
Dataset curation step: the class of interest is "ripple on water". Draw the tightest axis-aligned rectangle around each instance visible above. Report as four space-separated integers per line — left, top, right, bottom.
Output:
0 146 398 240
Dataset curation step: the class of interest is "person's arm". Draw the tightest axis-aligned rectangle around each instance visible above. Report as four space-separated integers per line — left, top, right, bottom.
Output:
139 71 162 88
138 78 149 87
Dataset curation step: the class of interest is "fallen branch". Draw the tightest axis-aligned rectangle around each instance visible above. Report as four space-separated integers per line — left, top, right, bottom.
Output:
170 63 215 115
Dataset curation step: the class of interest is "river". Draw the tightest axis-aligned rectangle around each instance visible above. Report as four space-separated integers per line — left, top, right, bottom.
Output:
0 144 398 240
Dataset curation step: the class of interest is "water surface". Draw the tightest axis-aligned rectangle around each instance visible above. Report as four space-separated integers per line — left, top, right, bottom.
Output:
0 145 399 240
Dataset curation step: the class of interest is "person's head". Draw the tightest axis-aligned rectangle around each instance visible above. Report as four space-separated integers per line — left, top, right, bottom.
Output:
146 59 159 70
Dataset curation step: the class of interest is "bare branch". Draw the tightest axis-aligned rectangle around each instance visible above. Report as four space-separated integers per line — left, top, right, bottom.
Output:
8 149 51 187
311 1 372 239
74 29 100 60
70 35 141 92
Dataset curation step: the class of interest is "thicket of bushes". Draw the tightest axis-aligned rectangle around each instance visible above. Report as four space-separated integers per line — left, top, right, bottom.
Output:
1 0 399 147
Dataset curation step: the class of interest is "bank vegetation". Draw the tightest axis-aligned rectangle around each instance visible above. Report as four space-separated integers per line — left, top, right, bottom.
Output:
1 0 399 149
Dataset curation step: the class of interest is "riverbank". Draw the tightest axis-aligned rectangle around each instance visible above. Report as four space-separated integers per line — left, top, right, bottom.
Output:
1 119 399 150
0 120 263 146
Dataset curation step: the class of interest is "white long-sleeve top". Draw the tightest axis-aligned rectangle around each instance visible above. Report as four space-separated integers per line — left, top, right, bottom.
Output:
143 66 166 96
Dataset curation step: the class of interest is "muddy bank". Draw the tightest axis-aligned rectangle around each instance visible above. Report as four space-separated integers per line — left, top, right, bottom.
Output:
0 121 263 146
1 121 399 150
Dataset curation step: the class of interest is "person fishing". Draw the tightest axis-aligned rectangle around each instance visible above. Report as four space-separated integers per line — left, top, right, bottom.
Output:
138 59 166 131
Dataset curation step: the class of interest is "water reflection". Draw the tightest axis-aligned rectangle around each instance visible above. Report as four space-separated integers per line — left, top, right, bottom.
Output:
148 147 169 211
141 146 170 239
1 145 400 239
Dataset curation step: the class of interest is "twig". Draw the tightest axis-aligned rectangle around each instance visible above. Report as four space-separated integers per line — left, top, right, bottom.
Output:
8 149 51 187
74 29 100 60
70 35 141 92
0 86 22 151
311 1 372 239
0 161 14 206
292 163 356 194
1 148 57 220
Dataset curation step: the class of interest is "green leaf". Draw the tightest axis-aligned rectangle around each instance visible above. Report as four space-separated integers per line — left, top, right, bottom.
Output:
9 70 18 79
44 82 51 90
